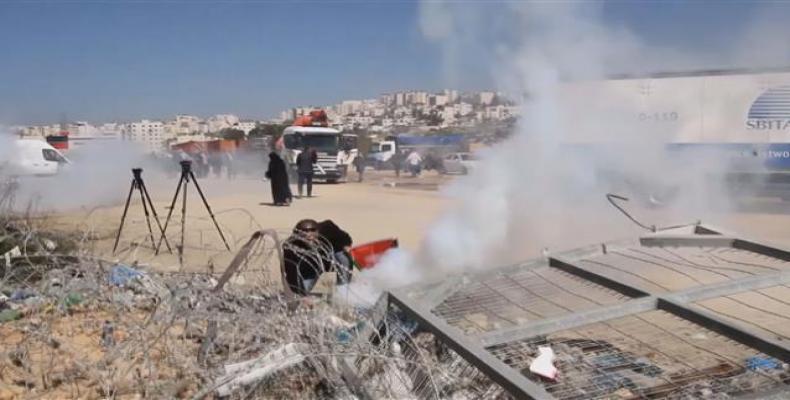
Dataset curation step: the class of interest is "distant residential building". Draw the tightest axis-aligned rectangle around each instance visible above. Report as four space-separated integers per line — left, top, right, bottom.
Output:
380 93 394 106
431 94 448 107
441 108 456 126
395 92 406 106
175 115 201 135
69 121 100 137
99 123 123 137
128 120 169 152
207 114 240 133
444 89 459 104
233 121 256 135
340 100 363 116
278 110 293 122
19 125 59 138
454 102 474 117
479 91 496 106
198 121 209 134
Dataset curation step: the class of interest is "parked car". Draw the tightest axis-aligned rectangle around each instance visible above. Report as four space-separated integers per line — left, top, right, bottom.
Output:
442 152 478 175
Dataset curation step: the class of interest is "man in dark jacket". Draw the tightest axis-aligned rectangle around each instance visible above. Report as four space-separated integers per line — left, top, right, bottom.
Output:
283 219 324 295
353 153 365 182
295 145 317 197
317 219 354 285
392 150 403 178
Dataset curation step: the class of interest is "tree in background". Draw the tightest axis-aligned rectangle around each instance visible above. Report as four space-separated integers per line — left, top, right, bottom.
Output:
248 124 287 138
220 128 246 141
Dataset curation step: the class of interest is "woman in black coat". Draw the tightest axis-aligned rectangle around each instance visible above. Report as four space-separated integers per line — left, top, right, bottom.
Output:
265 152 292 206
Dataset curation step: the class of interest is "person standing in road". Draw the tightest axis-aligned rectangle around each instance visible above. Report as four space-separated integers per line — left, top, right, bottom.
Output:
392 150 403 178
224 151 236 180
406 150 422 177
265 152 292 206
296 145 317 197
353 153 365 182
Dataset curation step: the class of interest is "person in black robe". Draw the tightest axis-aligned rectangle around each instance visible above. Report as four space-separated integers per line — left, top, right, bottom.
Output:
265 152 291 206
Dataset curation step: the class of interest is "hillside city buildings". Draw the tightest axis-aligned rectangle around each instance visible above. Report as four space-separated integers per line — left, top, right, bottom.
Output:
14 89 519 152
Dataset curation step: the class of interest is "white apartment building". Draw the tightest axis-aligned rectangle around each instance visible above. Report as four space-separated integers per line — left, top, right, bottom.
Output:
479 91 496 105
278 110 293 123
453 102 474 117
370 105 387 117
340 100 363 116
348 115 374 127
198 121 209 134
128 120 168 152
234 121 256 135
431 94 448 107
412 91 429 105
19 125 59 138
69 121 100 137
99 123 123 137
207 114 240 133
395 92 406 106
444 89 459 103
175 115 201 135
380 93 394 106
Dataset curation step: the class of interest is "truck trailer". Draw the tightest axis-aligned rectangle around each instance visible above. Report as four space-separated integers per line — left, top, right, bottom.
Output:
548 67 790 202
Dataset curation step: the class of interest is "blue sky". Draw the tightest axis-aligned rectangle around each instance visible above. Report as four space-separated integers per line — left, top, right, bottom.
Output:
0 1 783 125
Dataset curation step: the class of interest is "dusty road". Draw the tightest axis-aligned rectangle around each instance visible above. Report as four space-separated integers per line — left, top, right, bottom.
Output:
43 168 790 274
49 170 451 271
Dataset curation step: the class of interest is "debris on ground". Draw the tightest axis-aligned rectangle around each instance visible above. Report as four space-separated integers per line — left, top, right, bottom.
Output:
0 199 499 400
529 346 559 380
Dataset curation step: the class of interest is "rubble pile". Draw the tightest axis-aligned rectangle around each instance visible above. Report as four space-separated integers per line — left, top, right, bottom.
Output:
0 189 503 399
0 258 389 398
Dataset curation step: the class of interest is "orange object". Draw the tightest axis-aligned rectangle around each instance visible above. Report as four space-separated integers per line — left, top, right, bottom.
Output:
46 134 69 151
293 109 329 127
350 238 399 269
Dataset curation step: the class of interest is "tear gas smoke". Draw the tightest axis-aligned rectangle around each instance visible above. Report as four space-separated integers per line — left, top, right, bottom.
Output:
0 131 17 169
352 2 789 296
2 138 164 211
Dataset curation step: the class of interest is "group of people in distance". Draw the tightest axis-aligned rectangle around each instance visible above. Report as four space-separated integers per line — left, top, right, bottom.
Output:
265 145 367 206
265 145 317 206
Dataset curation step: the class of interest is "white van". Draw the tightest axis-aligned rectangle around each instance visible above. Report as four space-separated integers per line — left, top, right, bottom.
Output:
1 139 70 177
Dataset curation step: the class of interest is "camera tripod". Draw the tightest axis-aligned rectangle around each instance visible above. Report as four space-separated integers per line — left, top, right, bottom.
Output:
113 168 172 254
155 160 230 264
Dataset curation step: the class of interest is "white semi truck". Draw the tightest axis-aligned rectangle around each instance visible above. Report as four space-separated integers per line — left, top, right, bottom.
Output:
281 126 358 183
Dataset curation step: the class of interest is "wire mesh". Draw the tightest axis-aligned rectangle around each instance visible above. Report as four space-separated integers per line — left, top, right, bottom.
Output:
576 246 790 294
487 310 790 399
432 266 631 334
694 285 790 341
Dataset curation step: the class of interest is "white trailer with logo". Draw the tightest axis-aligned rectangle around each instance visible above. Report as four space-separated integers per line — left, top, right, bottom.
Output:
554 67 790 201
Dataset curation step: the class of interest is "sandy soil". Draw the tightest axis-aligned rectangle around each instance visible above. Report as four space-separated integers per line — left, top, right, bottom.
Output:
46 170 452 272
39 166 790 275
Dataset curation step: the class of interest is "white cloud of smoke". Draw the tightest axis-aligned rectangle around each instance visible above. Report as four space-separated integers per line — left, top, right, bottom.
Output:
2 138 163 212
353 2 790 293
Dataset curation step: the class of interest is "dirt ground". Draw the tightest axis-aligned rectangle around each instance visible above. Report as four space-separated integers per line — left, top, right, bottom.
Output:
41 167 790 274
46 170 451 272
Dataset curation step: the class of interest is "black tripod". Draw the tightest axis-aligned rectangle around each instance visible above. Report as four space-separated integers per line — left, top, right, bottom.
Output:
155 160 230 264
113 168 172 254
